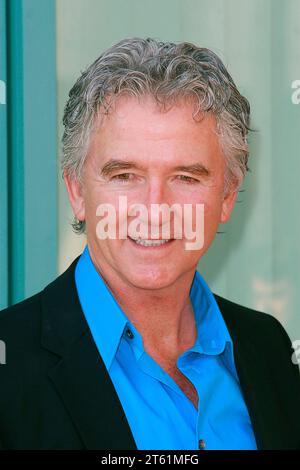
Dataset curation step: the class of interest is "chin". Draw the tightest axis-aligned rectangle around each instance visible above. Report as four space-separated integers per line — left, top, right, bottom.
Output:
125 267 178 291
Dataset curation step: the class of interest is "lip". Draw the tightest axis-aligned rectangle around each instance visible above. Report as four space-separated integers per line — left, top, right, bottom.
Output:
128 236 176 249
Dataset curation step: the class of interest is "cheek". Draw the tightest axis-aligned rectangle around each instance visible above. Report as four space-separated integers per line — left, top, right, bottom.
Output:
191 196 223 249
84 185 117 219
189 190 223 228
203 205 223 243
204 199 223 222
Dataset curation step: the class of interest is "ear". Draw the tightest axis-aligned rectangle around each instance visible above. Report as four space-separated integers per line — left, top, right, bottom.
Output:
63 171 85 222
220 186 238 224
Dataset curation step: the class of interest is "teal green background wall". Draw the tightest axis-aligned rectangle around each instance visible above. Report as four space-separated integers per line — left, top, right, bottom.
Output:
0 0 57 308
1 0 300 347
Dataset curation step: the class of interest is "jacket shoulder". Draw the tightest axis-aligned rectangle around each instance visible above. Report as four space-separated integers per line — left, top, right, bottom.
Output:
0 256 80 330
0 256 81 360
213 293 297 364
214 293 286 330
0 291 42 334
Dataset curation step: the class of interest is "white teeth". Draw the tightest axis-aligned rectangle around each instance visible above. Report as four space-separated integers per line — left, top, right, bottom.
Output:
131 238 170 247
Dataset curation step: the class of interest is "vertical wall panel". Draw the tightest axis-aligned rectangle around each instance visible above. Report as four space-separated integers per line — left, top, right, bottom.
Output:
1 0 57 308
22 0 57 299
7 0 25 304
0 0 8 309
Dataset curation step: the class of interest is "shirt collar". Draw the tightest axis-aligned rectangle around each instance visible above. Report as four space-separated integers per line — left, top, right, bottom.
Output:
189 270 238 381
75 244 237 380
189 269 232 354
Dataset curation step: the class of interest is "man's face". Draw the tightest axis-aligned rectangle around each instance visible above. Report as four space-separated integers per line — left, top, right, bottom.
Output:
65 94 237 290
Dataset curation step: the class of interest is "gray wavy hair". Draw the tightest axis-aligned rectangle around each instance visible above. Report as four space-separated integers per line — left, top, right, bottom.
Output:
61 37 251 235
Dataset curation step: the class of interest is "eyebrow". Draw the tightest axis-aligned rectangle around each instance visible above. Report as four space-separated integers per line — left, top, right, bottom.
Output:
172 163 211 177
99 159 146 177
99 158 211 178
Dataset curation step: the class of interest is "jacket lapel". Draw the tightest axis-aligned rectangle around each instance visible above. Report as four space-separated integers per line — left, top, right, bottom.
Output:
41 256 137 450
230 336 273 450
214 295 280 450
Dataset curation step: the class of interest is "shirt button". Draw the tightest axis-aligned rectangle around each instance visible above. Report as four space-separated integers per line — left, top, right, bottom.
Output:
198 439 206 450
126 328 134 339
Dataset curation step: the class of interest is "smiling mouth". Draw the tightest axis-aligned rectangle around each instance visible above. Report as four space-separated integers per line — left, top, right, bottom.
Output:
128 236 174 247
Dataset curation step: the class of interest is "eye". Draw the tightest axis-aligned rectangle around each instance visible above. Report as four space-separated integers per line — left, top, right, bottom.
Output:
110 173 134 182
176 175 199 184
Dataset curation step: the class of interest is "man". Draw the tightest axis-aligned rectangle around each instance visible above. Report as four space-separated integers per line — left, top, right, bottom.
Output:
0 37 300 450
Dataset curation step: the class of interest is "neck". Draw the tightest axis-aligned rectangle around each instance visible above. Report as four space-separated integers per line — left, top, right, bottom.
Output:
112 277 198 361
88 247 198 361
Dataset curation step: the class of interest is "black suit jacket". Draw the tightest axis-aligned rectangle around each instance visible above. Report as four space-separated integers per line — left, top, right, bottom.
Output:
0 255 300 450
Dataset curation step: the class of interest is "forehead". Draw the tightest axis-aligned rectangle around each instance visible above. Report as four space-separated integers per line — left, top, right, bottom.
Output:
94 94 216 138
87 94 223 166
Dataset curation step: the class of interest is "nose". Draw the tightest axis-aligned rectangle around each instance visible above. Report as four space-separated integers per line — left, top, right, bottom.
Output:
131 177 177 238
144 176 169 207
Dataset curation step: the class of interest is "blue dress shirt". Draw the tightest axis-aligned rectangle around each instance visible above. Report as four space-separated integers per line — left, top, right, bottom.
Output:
75 244 257 450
